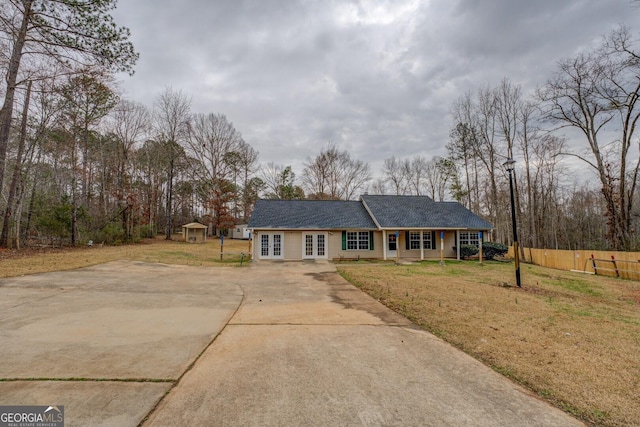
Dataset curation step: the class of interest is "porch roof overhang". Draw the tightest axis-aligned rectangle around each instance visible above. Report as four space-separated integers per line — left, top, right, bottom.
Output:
377 227 478 231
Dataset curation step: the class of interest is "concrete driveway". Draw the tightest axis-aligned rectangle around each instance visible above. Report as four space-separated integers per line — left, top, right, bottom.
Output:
0 260 583 426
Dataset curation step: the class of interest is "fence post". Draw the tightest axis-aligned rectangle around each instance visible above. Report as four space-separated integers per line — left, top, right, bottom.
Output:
591 254 598 275
611 255 619 278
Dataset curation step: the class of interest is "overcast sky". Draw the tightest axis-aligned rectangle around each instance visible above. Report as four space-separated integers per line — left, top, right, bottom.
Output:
112 0 640 179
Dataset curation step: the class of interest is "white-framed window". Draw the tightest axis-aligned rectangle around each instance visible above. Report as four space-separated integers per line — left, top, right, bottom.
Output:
347 231 370 250
460 231 480 247
261 234 269 256
273 234 282 256
317 234 325 256
305 234 313 256
260 233 284 259
422 232 433 250
409 232 421 249
408 231 434 250
303 233 328 259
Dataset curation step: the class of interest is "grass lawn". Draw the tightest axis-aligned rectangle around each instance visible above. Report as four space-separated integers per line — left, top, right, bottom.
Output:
337 260 640 427
0 236 252 277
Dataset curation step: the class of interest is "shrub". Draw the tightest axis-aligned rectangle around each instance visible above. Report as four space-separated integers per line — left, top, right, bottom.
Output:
102 222 125 244
482 242 508 260
137 224 156 239
452 244 479 259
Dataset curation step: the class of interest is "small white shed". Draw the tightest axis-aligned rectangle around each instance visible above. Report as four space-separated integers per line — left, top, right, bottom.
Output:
230 224 251 239
182 222 208 243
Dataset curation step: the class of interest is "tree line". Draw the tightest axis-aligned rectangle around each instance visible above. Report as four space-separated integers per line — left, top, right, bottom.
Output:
442 25 640 252
2 2 640 251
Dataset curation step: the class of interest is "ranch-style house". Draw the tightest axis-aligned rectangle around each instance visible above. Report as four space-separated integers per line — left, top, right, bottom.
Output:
247 194 492 261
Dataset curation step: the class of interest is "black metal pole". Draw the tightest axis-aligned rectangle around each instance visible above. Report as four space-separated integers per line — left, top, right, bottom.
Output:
508 169 521 287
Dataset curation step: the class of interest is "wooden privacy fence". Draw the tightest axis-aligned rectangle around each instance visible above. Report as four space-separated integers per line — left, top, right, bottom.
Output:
507 247 640 280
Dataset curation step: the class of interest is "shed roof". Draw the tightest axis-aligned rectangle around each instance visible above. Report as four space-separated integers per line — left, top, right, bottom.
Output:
182 222 208 229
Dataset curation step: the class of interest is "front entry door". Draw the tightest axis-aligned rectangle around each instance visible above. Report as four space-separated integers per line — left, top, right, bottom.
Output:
303 233 328 259
388 232 397 258
260 233 284 259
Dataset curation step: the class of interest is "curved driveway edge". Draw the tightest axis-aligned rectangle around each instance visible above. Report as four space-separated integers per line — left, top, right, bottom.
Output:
0 260 583 426
145 261 584 427
0 261 244 427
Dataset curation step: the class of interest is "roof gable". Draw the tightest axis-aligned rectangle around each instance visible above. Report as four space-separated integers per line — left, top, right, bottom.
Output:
361 195 492 229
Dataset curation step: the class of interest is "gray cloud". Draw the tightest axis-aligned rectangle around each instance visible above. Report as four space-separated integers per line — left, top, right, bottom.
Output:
112 0 640 177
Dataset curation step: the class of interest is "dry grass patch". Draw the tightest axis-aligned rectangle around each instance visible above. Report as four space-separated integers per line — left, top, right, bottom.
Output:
0 236 252 278
337 261 640 427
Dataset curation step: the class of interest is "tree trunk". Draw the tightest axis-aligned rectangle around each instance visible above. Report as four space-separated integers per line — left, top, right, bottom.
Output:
71 132 78 246
24 149 41 242
1 81 31 248
82 123 90 205
165 158 174 240
512 170 526 260
14 183 25 250
523 141 536 248
463 153 472 209
0 1 32 196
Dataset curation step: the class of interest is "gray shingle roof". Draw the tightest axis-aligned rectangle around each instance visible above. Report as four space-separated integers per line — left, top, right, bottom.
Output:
248 196 493 230
248 199 377 229
361 195 493 229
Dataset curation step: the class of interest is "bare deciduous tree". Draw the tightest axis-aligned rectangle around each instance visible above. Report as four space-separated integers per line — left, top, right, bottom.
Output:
382 156 409 195
184 113 249 231
539 25 640 250
302 145 371 200
153 88 191 239
448 92 481 211
105 99 150 239
260 163 304 200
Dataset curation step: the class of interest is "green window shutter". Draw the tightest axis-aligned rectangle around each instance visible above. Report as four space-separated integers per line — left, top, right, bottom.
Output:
405 231 410 250
342 231 347 250
432 231 436 250
369 231 374 250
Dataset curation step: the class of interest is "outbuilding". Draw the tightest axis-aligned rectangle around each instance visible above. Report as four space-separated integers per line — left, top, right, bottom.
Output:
230 224 251 240
182 222 208 243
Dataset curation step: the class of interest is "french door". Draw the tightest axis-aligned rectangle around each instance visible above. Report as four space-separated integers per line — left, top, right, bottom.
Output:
260 233 284 259
302 233 328 259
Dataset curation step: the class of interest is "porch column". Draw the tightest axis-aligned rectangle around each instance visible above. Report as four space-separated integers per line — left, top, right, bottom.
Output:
251 231 256 260
382 230 387 260
420 229 424 260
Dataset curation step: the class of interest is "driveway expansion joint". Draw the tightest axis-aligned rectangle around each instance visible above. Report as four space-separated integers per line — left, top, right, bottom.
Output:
138 284 246 426
0 378 175 383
